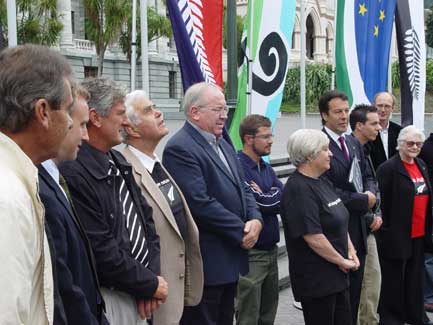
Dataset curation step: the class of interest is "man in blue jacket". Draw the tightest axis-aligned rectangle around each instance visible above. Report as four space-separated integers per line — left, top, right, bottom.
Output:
236 115 283 325
163 82 263 325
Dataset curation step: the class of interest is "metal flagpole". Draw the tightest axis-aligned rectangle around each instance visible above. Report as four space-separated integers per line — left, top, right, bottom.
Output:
300 0 306 128
7 0 17 46
246 0 254 115
131 0 137 91
140 0 149 94
331 0 337 90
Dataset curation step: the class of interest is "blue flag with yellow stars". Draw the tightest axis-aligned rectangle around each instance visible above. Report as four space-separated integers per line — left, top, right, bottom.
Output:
336 0 396 106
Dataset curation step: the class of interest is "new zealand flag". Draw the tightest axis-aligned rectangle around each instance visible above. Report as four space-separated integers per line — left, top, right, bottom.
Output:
166 0 223 92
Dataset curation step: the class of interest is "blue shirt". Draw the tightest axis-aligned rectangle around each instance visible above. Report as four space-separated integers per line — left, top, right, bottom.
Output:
238 151 283 250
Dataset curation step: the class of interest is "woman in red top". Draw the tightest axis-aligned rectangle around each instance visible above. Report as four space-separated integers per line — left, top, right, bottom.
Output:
377 125 433 325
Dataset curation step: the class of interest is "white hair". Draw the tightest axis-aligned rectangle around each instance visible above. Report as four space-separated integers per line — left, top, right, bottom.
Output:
396 125 425 150
287 129 330 167
122 89 148 142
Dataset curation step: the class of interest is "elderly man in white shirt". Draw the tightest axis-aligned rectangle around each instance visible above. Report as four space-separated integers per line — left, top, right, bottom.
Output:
120 90 204 325
0 45 74 325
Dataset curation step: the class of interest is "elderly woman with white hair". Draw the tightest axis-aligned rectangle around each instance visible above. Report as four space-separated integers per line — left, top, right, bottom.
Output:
281 129 359 325
376 125 433 325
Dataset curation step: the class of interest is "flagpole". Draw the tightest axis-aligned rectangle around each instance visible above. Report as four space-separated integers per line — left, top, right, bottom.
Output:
300 0 306 128
246 0 254 115
331 0 337 90
6 0 17 46
131 0 137 91
140 0 149 94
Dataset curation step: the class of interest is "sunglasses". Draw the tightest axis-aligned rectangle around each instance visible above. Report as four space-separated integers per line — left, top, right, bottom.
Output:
405 141 424 148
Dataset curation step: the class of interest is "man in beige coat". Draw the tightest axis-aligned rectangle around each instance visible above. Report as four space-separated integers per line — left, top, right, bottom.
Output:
0 44 74 324
121 90 204 325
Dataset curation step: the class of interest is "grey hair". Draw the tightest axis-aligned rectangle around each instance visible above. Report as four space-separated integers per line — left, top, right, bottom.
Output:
396 125 425 150
0 44 73 133
182 82 224 116
287 129 330 167
121 89 148 142
81 78 127 117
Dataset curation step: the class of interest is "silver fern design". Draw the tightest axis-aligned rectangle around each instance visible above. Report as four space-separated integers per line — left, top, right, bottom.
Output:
177 0 216 84
403 28 421 100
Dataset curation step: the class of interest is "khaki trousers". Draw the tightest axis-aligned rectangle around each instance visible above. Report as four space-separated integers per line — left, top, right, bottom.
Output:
358 234 381 325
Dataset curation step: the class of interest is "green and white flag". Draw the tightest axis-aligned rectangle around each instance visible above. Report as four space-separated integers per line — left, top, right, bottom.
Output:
229 0 296 149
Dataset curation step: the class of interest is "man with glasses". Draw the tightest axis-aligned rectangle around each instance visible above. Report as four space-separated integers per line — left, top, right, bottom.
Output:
236 115 283 325
163 82 263 325
370 92 402 170
121 90 204 325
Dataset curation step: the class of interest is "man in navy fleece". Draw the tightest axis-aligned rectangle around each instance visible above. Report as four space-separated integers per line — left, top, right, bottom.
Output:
236 114 283 325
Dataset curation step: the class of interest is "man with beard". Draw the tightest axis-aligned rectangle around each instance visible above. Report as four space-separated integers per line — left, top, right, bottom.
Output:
236 115 283 325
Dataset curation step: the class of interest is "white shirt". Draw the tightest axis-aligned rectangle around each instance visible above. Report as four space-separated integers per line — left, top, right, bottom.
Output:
325 126 346 151
41 159 68 199
379 122 390 159
128 145 160 173
0 132 54 325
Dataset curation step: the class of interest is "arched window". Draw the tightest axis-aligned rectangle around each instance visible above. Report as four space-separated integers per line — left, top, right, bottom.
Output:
306 15 315 59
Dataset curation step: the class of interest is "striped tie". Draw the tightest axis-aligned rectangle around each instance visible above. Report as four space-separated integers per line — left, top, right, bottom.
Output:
108 159 150 267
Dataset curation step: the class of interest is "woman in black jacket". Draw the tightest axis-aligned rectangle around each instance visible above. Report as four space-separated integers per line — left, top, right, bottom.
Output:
377 125 433 325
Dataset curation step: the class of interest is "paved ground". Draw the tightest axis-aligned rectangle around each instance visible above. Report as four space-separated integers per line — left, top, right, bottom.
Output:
274 287 305 324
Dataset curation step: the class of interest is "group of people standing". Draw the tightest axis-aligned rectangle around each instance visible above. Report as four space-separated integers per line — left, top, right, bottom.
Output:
1 43 433 325
282 90 433 325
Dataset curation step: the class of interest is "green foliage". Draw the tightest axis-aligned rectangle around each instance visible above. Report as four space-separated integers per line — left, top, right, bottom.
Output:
283 64 332 110
0 0 63 46
426 5 433 48
119 5 172 63
391 61 400 89
427 60 433 92
84 0 130 75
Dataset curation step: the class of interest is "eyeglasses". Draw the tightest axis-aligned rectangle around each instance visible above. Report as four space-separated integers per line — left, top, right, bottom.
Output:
199 105 230 114
405 141 424 148
253 134 274 140
376 104 393 110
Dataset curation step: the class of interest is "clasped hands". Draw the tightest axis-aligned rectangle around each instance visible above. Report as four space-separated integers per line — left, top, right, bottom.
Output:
338 249 360 274
136 275 168 319
241 219 263 249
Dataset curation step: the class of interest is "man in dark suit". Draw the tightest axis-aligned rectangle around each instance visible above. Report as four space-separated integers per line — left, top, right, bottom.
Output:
60 78 168 324
39 85 107 324
319 90 377 324
370 92 402 170
163 82 263 325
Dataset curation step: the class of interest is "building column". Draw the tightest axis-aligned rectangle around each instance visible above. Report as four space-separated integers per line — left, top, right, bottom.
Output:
57 0 74 47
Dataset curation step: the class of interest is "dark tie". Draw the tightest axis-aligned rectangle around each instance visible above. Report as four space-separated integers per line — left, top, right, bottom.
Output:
338 136 350 161
108 159 150 267
59 174 72 203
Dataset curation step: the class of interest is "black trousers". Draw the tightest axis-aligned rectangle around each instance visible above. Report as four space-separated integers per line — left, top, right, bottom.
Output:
378 237 425 325
349 253 366 324
180 282 237 325
301 288 352 325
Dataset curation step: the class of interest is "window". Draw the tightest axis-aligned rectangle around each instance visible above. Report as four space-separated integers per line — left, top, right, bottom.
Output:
84 66 98 78
169 71 176 98
71 11 75 35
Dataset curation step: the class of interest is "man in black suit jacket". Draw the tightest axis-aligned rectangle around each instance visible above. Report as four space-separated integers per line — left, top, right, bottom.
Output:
319 91 378 324
39 86 107 324
370 92 402 170
59 78 168 324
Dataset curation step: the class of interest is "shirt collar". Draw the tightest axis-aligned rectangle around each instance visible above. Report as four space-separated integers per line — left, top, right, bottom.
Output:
238 150 264 170
324 126 345 144
128 145 160 173
187 120 220 147
41 159 60 185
